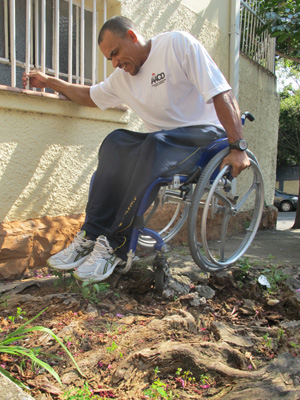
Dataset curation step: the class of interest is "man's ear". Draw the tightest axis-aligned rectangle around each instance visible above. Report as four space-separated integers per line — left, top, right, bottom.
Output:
127 29 138 43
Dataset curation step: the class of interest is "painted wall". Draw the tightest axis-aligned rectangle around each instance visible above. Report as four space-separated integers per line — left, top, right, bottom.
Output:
239 55 280 206
0 89 128 223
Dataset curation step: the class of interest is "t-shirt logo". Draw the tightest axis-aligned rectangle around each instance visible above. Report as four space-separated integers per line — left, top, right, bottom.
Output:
151 72 166 87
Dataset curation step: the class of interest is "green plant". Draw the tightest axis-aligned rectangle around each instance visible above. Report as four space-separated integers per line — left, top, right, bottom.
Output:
106 341 123 358
8 307 27 324
62 382 100 399
0 308 85 389
81 281 110 304
262 262 288 292
175 368 195 387
236 257 252 281
0 295 9 307
143 367 176 399
52 269 77 290
262 333 273 349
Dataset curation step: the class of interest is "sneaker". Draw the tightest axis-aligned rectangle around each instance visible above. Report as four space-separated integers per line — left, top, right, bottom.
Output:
47 231 95 270
73 235 122 282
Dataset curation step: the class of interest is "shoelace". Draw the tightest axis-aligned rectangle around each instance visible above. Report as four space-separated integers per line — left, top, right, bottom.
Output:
60 233 90 255
85 236 113 264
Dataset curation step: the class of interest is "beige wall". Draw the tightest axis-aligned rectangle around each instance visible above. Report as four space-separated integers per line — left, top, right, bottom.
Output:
239 55 280 206
0 89 128 223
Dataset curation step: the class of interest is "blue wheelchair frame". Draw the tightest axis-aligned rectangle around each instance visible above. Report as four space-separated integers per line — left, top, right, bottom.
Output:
123 137 230 272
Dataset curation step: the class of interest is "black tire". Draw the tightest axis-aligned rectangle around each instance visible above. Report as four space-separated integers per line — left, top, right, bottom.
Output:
153 256 169 294
280 200 292 212
187 148 264 272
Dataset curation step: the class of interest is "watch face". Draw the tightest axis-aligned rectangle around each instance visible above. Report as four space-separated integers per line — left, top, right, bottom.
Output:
239 139 247 150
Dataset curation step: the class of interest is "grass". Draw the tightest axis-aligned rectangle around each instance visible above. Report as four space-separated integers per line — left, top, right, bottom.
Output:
0 307 85 389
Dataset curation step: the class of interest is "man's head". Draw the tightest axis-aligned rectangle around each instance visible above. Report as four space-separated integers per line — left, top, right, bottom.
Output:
98 16 150 76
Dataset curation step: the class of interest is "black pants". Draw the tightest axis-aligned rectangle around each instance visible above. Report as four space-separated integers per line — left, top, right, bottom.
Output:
81 125 226 260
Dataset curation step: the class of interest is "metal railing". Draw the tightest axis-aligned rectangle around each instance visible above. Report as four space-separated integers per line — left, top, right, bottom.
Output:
240 0 276 73
0 0 107 90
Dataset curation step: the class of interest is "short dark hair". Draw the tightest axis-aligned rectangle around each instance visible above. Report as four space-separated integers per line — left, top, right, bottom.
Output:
98 16 136 44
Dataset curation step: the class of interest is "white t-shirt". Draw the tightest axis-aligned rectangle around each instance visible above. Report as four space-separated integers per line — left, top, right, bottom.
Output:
90 31 231 132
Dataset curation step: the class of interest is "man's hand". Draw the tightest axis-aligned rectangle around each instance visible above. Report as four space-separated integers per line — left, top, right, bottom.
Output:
220 149 251 178
22 70 48 89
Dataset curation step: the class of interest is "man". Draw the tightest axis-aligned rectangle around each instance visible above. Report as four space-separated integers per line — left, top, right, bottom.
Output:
23 16 250 282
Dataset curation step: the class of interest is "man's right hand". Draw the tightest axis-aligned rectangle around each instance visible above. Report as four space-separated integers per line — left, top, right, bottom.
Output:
22 70 48 89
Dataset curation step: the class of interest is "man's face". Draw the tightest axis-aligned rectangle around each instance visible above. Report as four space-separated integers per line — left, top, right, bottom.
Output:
99 30 143 76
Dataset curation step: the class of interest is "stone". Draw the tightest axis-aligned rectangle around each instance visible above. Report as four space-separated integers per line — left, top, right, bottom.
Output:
0 372 35 400
196 284 216 299
0 214 85 280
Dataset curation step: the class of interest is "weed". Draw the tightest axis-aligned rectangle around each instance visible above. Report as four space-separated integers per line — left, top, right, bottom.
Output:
0 307 85 389
143 366 177 399
7 307 27 324
0 295 9 307
81 281 110 304
52 269 76 290
62 382 100 399
262 262 288 292
262 333 273 349
175 368 195 387
235 257 252 281
106 341 123 358
106 341 118 353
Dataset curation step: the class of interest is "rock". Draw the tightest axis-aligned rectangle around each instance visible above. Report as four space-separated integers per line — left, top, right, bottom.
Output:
0 214 85 280
0 372 35 400
196 284 215 299
267 299 280 306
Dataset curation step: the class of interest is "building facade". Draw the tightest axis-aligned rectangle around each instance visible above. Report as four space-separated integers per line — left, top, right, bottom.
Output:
0 0 280 279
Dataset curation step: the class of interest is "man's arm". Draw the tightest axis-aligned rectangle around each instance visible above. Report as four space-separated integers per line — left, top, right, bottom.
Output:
213 90 250 177
22 70 97 108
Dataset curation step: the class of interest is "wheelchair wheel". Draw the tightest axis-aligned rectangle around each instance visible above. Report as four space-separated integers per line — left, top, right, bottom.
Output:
187 148 264 272
153 254 170 294
138 186 192 248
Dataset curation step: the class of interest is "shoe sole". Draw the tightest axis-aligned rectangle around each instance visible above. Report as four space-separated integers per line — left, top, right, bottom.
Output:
47 255 90 271
73 258 122 282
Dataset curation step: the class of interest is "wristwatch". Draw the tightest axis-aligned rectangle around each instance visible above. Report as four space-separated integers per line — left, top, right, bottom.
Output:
229 139 248 151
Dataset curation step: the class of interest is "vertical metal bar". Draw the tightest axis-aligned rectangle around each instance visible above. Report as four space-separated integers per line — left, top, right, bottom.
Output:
54 0 59 79
25 0 31 79
103 0 107 80
9 0 16 87
76 4 79 83
35 0 39 68
80 0 84 84
92 0 96 85
68 0 73 82
4 0 9 59
41 0 46 74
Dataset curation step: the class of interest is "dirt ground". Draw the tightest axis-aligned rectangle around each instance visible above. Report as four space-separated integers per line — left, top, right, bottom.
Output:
1 238 300 400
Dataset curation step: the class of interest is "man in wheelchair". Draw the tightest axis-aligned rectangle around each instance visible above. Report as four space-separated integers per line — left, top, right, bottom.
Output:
23 16 250 282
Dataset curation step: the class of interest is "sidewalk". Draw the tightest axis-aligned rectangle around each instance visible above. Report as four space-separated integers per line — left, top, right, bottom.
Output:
236 228 300 267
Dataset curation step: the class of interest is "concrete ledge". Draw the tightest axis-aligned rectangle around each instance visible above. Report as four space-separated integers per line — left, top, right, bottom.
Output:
0 372 35 400
0 85 129 124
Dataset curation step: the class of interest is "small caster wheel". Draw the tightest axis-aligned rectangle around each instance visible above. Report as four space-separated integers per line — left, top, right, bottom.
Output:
153 255 169 294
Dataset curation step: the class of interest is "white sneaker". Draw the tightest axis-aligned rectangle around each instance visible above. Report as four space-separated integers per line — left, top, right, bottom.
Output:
73 235 122 282
47 231 95 270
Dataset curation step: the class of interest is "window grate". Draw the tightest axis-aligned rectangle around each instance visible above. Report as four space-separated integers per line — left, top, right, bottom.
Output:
240 0 276 73
0 0 107 90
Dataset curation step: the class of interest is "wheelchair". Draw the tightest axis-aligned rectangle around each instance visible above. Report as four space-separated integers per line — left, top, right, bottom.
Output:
118 112 265 292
